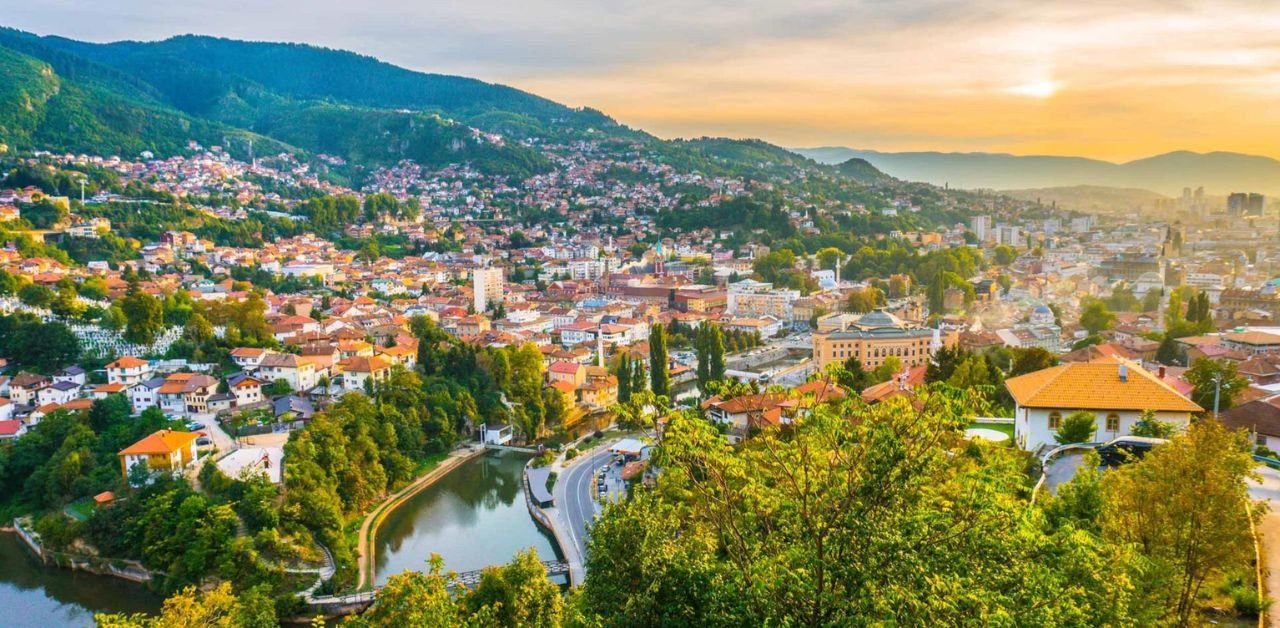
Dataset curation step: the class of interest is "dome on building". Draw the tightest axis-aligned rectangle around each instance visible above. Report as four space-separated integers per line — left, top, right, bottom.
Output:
855 309 906 329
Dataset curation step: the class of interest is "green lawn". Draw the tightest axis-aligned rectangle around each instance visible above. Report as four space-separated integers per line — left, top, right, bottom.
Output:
63 499 95 522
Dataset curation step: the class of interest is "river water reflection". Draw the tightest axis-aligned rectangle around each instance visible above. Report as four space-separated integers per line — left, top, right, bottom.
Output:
373 451 563 585
0 533 163 627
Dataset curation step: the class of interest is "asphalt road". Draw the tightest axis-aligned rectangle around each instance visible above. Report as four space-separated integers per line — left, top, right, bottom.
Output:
558 447 612 560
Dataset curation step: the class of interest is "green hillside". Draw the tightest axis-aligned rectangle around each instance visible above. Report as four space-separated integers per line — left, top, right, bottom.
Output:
0 45 59 148
0 29 557 174
28 33 630 141
0 39 270 159
835 157 890 184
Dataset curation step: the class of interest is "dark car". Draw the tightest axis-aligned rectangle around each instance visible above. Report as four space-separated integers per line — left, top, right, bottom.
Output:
1096 436 1167 468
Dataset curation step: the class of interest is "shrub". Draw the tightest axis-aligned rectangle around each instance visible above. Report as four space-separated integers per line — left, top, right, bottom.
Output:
1230 585 1270 617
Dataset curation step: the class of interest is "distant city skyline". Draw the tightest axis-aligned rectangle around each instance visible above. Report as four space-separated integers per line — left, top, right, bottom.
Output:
5 0 1280 161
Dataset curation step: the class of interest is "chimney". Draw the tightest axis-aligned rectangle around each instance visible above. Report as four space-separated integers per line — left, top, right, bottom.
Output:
1118 363 1129 383
1158 365 1166 379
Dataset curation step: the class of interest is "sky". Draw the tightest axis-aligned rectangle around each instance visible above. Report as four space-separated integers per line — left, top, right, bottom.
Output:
4 0 1280 161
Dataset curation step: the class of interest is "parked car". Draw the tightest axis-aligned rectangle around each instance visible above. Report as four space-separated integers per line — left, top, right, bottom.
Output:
1096 436 1167 468
196 437 212 447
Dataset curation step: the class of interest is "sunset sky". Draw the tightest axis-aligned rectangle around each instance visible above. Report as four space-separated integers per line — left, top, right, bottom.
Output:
6 0 1280 161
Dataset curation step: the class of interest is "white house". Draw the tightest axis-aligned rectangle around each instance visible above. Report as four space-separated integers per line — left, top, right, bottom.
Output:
257 353 318 393
106 357 153 386
1004 358 1202 452
53 366 87 387
37 381 82 407
230 348 270 371
481 423 514 446
337 356 392 393
130 378 164 414
228 374 265 407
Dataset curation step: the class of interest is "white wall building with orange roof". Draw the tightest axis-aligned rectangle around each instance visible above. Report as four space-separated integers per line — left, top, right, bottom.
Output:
106 356 153 386
118 429 200 483
1004 358 1202 452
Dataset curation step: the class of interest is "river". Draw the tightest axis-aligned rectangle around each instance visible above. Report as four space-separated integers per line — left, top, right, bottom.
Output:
373 450 563 585
0 533 163 627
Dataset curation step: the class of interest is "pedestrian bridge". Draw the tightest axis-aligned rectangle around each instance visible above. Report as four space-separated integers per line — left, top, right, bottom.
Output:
307 560 571 607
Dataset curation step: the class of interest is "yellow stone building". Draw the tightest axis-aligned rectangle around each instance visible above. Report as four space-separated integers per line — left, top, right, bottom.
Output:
812 310 957 371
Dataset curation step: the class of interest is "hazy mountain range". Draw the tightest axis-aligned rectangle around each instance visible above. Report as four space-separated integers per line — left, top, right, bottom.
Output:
793 147 1280 197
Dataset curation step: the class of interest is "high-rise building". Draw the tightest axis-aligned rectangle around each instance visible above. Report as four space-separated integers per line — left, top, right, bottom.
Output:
473 267 504 313
969 215 991 241
995 224 1022 247
1249 193 1266 215
726 279 799 320
1227 192 1266 216
1228 192 1248 216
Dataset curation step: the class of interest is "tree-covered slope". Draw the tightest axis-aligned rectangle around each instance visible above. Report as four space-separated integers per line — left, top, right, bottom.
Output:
28 33 629 140
0 36 270 159
0 28 558 174
835 157 891 184
0 45 59 149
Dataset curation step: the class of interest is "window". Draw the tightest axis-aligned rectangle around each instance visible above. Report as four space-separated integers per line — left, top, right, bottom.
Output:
1106 414 1120 432
1048 412 1061 430
1258 433 1268 447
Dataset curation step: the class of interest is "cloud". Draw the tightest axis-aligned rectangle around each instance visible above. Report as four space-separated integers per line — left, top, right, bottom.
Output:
3 0 1280 158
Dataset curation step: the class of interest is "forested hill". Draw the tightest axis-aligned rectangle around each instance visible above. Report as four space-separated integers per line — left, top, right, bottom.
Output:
0 27 882 183
21 33 625 134
0 27 630 176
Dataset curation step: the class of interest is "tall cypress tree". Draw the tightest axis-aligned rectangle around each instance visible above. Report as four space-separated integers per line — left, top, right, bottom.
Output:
617 354 632 403
708 325 727 383
695 325 711 394
631 359 647 395
649 324 670 397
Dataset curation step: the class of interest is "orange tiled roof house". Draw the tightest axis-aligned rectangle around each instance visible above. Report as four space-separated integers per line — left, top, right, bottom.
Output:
118 429 200 483
1003 358 1202 452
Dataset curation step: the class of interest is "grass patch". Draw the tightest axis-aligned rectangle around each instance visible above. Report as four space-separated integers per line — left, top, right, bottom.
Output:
63 499 95 522
411 451 449 476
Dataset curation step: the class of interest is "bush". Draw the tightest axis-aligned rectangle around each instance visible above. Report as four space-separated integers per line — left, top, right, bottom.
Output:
531 450 555 468
34 513 82 550
1230 585 1270 616
565 447 580 461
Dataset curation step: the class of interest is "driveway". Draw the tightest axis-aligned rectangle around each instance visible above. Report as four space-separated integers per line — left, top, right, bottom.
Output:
189 412 235 454
1041 450 1086 495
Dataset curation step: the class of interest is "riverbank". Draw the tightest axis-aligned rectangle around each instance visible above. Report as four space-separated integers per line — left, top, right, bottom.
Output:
7 518 156 585
354 445 488 590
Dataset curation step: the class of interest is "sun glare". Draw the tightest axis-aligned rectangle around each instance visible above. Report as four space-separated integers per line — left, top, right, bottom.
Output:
1005 79 1060 98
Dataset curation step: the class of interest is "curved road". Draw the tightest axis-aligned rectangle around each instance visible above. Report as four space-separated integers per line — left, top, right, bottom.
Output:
555 447 611 562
